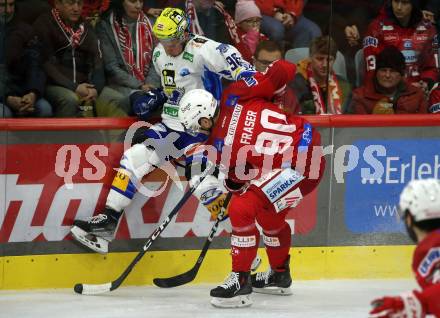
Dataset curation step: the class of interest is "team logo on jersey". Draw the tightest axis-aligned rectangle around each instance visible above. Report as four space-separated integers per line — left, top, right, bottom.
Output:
403 40 413 49
418 247 440 277
429 103 440 114
298 123 312 151
363 36 378 48
162 69 176 88
216 43 230 54
182 52 193 62
179 68 190 77
225 94 239 107
416 25 427 31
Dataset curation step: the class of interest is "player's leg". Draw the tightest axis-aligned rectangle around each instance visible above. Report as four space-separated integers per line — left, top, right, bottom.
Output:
250 161 325 295
70 123 177 253
70 142 162 253
210 190 263 308
248 169 302 295
253 210 293 295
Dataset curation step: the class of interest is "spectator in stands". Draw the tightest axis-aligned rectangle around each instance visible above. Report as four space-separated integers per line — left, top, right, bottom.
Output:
363 0 438 92
95 0 160 116
186 0 231 44
309 0 383 84
0 0 52 117
253 40 282 72
33 0 105 117
289 36 351 114
47 0 110 22
233 0 268 62
251 40 299 113
255 0 321 49
349 46 428 114
428 83 440 113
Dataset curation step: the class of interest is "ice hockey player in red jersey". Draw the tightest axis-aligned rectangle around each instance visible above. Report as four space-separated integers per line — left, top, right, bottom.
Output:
178 59 325 308
369 178 440 318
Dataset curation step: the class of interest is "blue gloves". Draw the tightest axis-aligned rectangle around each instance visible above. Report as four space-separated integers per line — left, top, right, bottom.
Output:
130 87 167 121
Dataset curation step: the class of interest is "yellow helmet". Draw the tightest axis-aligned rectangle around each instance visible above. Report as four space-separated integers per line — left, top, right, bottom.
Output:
153 8 190 41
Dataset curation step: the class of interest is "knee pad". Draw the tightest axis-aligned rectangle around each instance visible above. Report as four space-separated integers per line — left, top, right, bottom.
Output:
120 144 161 179
110 144 161 201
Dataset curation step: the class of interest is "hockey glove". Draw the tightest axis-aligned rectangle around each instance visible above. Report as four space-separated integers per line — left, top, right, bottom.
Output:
223 163 253 193
192 175 229 221
369 291 424 318
202 191 230 220
131 87 167 121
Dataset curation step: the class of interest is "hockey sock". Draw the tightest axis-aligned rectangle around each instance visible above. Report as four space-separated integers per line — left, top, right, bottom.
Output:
231 226 260 272
263 222 291 271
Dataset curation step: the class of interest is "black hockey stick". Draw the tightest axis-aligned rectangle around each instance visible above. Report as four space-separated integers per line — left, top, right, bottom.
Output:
153 192 233 288
73 163 214 295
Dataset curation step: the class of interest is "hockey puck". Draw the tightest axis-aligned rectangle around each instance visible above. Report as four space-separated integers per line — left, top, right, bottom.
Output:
74 283 83 294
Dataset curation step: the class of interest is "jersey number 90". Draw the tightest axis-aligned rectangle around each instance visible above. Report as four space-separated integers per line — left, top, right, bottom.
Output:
255 109 296 156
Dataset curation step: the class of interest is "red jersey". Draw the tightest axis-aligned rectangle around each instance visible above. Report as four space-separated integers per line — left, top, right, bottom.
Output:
207 59 318 180
209 98 315 178
429 85 440 114
412 230 440 316
363 16 438 84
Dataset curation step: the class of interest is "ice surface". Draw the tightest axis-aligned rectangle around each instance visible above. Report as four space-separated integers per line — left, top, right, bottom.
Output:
0 280 417 318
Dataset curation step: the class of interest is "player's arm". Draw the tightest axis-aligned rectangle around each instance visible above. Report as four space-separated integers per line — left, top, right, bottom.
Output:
363 19 382 78
417 282 440 317
202 40 256 82
369 281 440 318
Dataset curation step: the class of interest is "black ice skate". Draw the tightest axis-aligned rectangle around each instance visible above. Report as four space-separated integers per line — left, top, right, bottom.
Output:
210 271 253 308
70 208 122 254
251 255 292 295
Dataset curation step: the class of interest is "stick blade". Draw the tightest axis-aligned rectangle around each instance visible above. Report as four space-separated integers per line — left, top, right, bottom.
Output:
73 282 112 295
153 269 196 288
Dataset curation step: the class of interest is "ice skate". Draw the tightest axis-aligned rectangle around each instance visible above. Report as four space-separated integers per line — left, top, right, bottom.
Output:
70 208 121 254
210 272 253 308
251 255 292 295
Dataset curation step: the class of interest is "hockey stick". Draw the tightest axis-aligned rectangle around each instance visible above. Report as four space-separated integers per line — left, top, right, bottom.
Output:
153 192 233 288
73 163 214 295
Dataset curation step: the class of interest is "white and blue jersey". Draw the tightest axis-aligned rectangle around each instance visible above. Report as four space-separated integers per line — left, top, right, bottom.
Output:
152 34 255 131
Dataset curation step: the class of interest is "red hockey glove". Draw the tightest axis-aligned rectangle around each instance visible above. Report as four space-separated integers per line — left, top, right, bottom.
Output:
369 292 424 318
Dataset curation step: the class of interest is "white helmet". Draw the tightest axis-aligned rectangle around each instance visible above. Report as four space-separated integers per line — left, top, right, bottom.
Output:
178 89 218 135
399 178 440 222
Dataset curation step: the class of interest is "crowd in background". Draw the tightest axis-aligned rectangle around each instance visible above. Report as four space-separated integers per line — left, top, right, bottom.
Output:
0 0 439 118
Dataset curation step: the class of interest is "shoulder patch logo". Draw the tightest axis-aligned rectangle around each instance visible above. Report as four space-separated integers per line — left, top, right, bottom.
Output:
153 51 160 62
183 51 194 62
418 247 440 277
193 37 208 44
216 43 230 54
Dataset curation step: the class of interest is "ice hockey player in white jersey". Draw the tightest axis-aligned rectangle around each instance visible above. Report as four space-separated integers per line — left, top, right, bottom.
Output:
70 7 255 254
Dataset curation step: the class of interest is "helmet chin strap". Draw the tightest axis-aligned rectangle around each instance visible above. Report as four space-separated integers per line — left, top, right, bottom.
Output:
405 222 419 243
403 211 419 243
